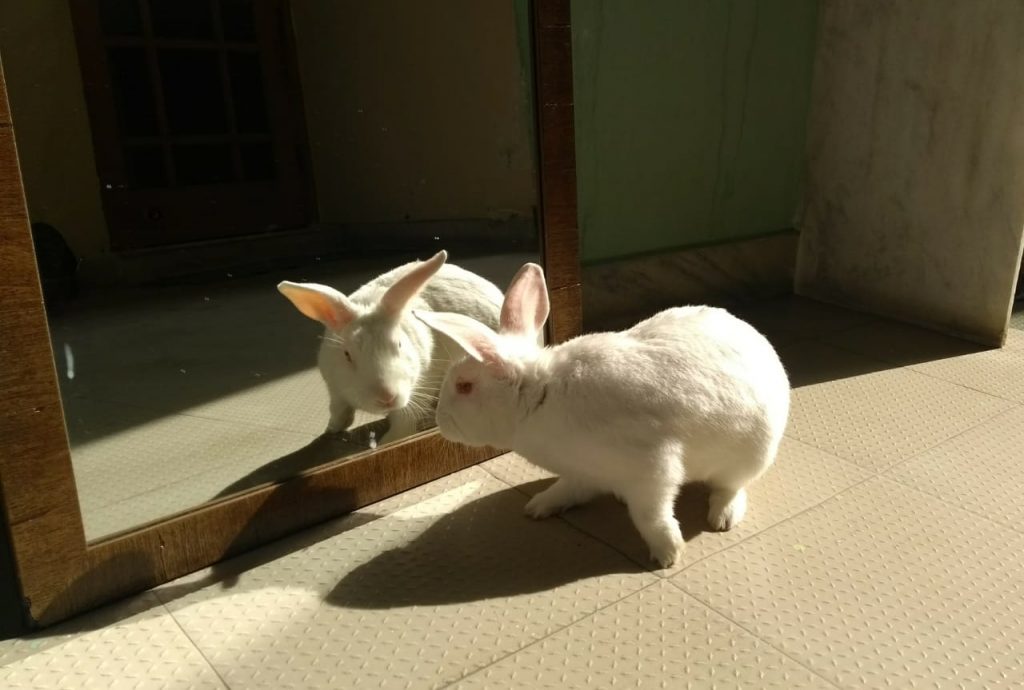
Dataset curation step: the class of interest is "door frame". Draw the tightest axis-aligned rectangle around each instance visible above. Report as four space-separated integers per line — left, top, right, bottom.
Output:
68 0 316 250
0 0 578 628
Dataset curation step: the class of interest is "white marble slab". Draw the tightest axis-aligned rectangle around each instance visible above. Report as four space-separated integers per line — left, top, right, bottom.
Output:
796 0 1024 345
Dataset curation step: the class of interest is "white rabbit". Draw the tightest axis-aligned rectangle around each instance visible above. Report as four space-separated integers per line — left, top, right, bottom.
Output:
414 263 790 568
278 250 502 445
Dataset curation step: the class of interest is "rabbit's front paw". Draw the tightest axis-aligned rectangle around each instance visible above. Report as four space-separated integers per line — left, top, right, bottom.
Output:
523 478 596 519
326 404 354 434
524 491 564 519
647 530 684 569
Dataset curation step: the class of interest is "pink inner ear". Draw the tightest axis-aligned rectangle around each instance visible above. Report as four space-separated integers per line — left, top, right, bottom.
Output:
500 263 549 336
500 307 527 335
279 282 354 331
297 296 340 330
414 309 504 366
315 305 344 331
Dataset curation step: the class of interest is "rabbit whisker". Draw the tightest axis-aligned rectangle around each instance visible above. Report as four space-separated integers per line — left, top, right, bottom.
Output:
406 399 433 417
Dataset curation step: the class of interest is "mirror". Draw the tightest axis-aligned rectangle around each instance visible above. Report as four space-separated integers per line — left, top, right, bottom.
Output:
0 0 540 542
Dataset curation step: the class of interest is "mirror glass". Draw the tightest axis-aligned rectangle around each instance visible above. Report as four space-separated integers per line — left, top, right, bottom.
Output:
0 0 539 541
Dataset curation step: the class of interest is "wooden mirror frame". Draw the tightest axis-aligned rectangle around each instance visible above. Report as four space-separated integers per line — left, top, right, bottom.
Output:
0 0 578 628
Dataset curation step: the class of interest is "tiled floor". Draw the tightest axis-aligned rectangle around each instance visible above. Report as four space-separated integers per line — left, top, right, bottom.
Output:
1011 302 1024 331
4 297 1024 688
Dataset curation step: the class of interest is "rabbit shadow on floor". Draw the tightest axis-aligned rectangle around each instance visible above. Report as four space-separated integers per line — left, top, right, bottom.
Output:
326 479 716 610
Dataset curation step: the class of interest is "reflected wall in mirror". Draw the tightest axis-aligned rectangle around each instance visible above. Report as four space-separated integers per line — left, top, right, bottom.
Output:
0 0 540 542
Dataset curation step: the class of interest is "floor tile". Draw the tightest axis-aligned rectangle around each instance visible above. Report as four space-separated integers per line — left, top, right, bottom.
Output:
69 403 316 540
885 404 1024 532
1010 306 1024 331
153 466 512 596
783 343 1012 471
673 477 1024 689
451 581 832 689
817 319 987 367
821 321 1024 403
909 346 1024 403
0 593 224 689
484 441 871 576
480 452 554 488
1 594 154 667
69 401 316 499
184 368 333 436
181 367 386 439
156 467 654 689
732 296 875 345
776 337 908 391
1005 328 1024 350
51 304 317 432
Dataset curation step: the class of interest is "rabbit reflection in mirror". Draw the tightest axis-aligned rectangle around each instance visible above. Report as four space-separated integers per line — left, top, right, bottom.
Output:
279 250 502 445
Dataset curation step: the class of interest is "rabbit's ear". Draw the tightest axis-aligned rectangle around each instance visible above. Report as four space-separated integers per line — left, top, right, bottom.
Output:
278 281 357 331
500 263 549 337
414 310 505 367
380 250 448 318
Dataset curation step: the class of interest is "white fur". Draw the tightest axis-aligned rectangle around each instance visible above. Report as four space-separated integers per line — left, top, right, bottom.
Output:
414 264 790 568
279 252 502 444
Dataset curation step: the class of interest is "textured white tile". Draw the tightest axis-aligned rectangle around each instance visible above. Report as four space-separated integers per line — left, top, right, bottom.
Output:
909 347 1024 404
453 581 832 689
483 442 871 576
885 404 1024 531
0 593 224 689
151 467 500 598
184 368 332 436
674 477 1024 688
820 321 1024 403
480 452 554 490
69 404 316 540
818 319 987 366
733 295 875 343
782 343 1012 470
157 468 654 689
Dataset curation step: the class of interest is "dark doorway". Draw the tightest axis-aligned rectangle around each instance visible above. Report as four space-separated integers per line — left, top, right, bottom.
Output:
70 0 314 250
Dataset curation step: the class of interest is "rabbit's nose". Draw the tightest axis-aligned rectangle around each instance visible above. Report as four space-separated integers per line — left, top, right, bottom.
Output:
377 391 397 408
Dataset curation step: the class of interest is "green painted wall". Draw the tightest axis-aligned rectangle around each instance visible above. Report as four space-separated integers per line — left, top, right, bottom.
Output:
572 0 819 264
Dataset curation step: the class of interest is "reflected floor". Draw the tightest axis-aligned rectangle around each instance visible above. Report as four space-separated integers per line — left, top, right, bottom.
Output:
6 296 1024 688
51 251 534 541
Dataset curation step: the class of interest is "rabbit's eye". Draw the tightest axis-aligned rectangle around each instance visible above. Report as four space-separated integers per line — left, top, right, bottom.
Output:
344 350 353 363
455 380 473 395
